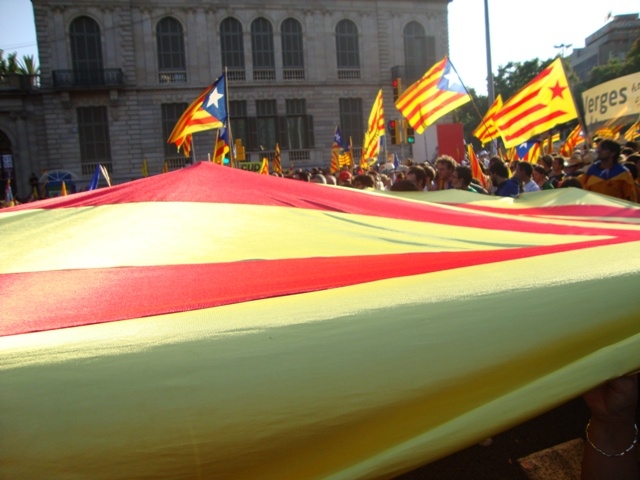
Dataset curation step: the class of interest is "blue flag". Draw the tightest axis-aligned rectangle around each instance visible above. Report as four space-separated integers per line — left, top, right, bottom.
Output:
88 165 101 191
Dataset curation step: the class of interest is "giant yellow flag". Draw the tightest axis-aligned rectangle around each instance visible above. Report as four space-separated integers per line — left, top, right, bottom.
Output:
2 163 640 479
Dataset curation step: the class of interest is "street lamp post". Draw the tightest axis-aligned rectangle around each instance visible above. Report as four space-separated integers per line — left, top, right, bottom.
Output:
554 43 573 57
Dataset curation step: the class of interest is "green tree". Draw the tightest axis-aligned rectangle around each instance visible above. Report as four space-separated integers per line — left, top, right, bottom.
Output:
0 49 39 75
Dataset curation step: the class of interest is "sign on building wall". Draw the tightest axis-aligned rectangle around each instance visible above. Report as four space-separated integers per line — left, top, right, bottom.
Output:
582 72 640 131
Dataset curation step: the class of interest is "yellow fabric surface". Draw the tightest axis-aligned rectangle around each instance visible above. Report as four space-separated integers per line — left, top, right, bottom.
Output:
0 201 604 275
2 241 640 479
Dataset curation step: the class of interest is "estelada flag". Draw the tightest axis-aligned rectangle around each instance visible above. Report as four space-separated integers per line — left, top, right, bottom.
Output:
2 163 640 479
167 74 227 158
494 58 578 148
395 57 471 134
273 143 282 174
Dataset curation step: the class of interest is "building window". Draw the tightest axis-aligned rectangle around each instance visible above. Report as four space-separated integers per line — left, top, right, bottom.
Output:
77 106 112 175
256 99 278 150
285 99 313 149
221 17 245 81
281 18 304 80
251 17 275 81
336 19 360 79
70 16 103 84
157 17 186 84
339 98 363 146
161 103 188 157
403 22 435 82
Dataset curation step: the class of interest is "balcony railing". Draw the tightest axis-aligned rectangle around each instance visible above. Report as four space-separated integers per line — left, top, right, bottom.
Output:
338 68 360 80
0 74 40 91
159 71 187 84
81 161 112 176
52 69 124 89
253 68 276 81
227 68 246 82
283 68 305 80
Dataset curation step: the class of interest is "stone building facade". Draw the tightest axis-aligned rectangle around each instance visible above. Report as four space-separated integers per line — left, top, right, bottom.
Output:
569 13 640 81
0 0 451 198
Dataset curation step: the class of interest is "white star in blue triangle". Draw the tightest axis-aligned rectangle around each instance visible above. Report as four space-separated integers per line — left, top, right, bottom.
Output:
437 61 466 94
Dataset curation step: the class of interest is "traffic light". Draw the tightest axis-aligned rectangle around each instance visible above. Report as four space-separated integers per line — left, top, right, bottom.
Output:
406 125 415 144
392 78 402 101
388 119 399 144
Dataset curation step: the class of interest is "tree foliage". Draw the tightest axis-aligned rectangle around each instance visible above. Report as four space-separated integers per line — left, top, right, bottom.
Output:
0 49 40 75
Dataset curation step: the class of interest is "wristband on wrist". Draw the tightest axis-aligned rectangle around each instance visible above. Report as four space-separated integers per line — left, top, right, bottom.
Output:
585 420 638 457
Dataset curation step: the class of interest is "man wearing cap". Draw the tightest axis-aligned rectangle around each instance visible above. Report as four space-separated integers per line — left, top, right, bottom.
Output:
563 154 585 180
579 139 637 202
337 170 353 187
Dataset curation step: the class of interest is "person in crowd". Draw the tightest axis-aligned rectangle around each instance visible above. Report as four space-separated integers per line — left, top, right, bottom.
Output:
537 154 553 174
560 177 583 189
533 165 554 190
579 140 637 202
434 155 457 190
337 170 353 187
515 161 540 193
406 165 428 191
452 165 484 193
581 374 639 480
352 174 374 190
564 155 586 180
549 155 566 187
423 164 436 191
389 179 420 191
489 161 521 198
310 173 327 184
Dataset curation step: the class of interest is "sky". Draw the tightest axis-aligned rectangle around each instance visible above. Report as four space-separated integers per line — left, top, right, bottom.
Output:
1 0 638 96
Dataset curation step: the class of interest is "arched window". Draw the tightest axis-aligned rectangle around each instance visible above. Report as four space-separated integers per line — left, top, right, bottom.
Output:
70 16 103 85
220 17 245 81
281 18 304 80
251 17 275 80
403 22 435 81
156 17 186 84
335 20 360 79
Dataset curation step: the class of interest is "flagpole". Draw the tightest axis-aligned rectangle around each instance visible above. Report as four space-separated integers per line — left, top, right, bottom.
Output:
448 58 488 134
222 67 235 167
484 0 495 105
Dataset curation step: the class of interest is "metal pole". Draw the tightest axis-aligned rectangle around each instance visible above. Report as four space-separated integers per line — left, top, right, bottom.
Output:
484 0 494 105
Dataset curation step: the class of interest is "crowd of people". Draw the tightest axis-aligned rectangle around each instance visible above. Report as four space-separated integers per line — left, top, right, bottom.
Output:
279 138 640 205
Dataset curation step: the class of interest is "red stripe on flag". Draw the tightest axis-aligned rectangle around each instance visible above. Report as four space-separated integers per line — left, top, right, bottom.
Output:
503 111 569 142
1 237 630 337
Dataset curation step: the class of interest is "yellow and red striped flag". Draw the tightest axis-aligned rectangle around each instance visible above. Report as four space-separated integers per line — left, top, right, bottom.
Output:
624 119 640 141
3 163 640 479
167 74 227 158
361 89 385 168
273 143 282 174
473 94 503 145
259 157 269 175
213 128 229 165
331 126 342 174
494 58 578 148
395 57 471 134
467 144 488 189
560 124 586 157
